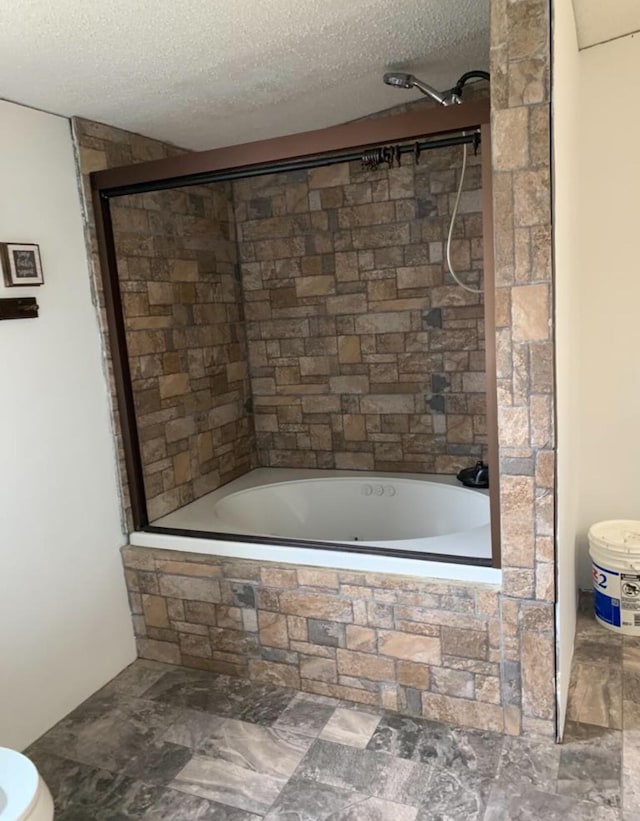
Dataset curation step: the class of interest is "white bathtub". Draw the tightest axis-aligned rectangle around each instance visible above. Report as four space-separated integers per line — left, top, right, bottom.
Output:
131 469 499 585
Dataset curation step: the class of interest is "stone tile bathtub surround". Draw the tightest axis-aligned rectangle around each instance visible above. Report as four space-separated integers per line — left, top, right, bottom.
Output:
124 545 505 733
78 0 556 743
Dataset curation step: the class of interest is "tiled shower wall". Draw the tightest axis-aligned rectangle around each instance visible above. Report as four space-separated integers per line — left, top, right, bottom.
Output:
73 117 187 530
113 185 254 520
75 116 487 526
234 149 487 474
74 121 255 524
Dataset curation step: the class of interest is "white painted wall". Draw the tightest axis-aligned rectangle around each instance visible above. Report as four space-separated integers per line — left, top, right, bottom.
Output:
554 5 640 732
553 0 582 736
574 32 640 588
0 100 135 751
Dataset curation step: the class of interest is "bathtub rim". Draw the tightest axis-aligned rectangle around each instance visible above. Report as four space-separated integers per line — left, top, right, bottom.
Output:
129 529 502 585
141 522 492 566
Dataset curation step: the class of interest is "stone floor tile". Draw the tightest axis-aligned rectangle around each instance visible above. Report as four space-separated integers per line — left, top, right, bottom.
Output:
144 667 294 724
412 724 503 779
497 736 561 791
484 785 621 820
576 620 622 647
142 786 264 819
624 698 640 730
557 723 622 808
414 767 491 820
195 718 312 778
32 694 181 775
168 718 311 815
273 693 337 738
26 751 156 815
567 662 622 729
265 779 417 821
573 638 623 668
367 713 431 759
265 779 365 820
375 759 432 806
327 795 418 820
367 713 502 779
171 752 286 815
233 685 297 726
86 777 169 819
564 720 616 740
623 732 640 815
319 707 381 748
164 708 228 750
98 659 176 698
623 645 640 676
295 738 416 798
54 808 103 821
26 749 204 819
624 670 640 710
121 738 193 785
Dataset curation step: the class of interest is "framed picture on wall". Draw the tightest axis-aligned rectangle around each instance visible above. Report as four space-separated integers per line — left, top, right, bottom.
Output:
1 243 44 286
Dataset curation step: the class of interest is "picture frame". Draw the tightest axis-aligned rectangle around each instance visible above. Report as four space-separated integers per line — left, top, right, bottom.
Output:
1 243 44 287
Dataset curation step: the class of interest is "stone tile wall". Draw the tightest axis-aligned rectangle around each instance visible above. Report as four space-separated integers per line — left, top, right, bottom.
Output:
113 185 254 520
123 544 509 732
73 117 186 529
234 150 487 475
490 0 556 737
73 120 255 523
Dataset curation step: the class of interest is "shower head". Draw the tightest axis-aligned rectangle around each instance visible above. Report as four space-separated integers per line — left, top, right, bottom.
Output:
383 72 414 89
383 72 454 106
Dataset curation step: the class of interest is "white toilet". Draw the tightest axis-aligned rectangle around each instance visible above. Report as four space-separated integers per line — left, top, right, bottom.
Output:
0 748 54 821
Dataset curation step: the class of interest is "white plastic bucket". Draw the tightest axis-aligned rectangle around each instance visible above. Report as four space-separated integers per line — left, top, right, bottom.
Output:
589 520 640 635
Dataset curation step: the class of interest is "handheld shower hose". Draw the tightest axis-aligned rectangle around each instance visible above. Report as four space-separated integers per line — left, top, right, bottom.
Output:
383 69 488 294
446 140 482 294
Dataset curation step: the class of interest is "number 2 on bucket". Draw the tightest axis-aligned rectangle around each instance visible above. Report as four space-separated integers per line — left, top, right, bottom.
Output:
592 562 621 628
593 566 608 589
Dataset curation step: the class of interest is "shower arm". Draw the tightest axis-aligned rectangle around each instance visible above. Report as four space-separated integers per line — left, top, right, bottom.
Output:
450 70 491 100
410 78 451 106
383 70 490 107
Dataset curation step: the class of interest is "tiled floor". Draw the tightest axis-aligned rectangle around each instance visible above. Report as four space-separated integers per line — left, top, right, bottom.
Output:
27 597 637 820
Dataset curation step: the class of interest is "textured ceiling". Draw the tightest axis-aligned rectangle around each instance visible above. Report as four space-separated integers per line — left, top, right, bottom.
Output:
0 0 489 150
572 0 640 49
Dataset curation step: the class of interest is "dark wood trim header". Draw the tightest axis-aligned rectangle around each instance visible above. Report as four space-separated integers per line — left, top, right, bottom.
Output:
91 98 490 194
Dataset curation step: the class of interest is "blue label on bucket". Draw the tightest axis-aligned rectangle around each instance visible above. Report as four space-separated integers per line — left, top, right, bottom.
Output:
593 588 621 626
593 562 621 626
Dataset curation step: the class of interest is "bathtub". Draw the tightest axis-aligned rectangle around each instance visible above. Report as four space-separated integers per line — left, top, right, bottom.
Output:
131 468 499 585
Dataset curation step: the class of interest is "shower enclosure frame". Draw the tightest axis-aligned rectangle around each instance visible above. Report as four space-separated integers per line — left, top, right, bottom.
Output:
90 97 501 568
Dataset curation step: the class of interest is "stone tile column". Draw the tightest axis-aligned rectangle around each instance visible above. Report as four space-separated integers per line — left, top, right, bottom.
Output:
491 0 556 736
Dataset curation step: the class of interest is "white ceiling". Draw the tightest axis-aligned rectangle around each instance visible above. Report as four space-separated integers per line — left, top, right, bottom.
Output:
0 0 488 150
572 0 640 49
